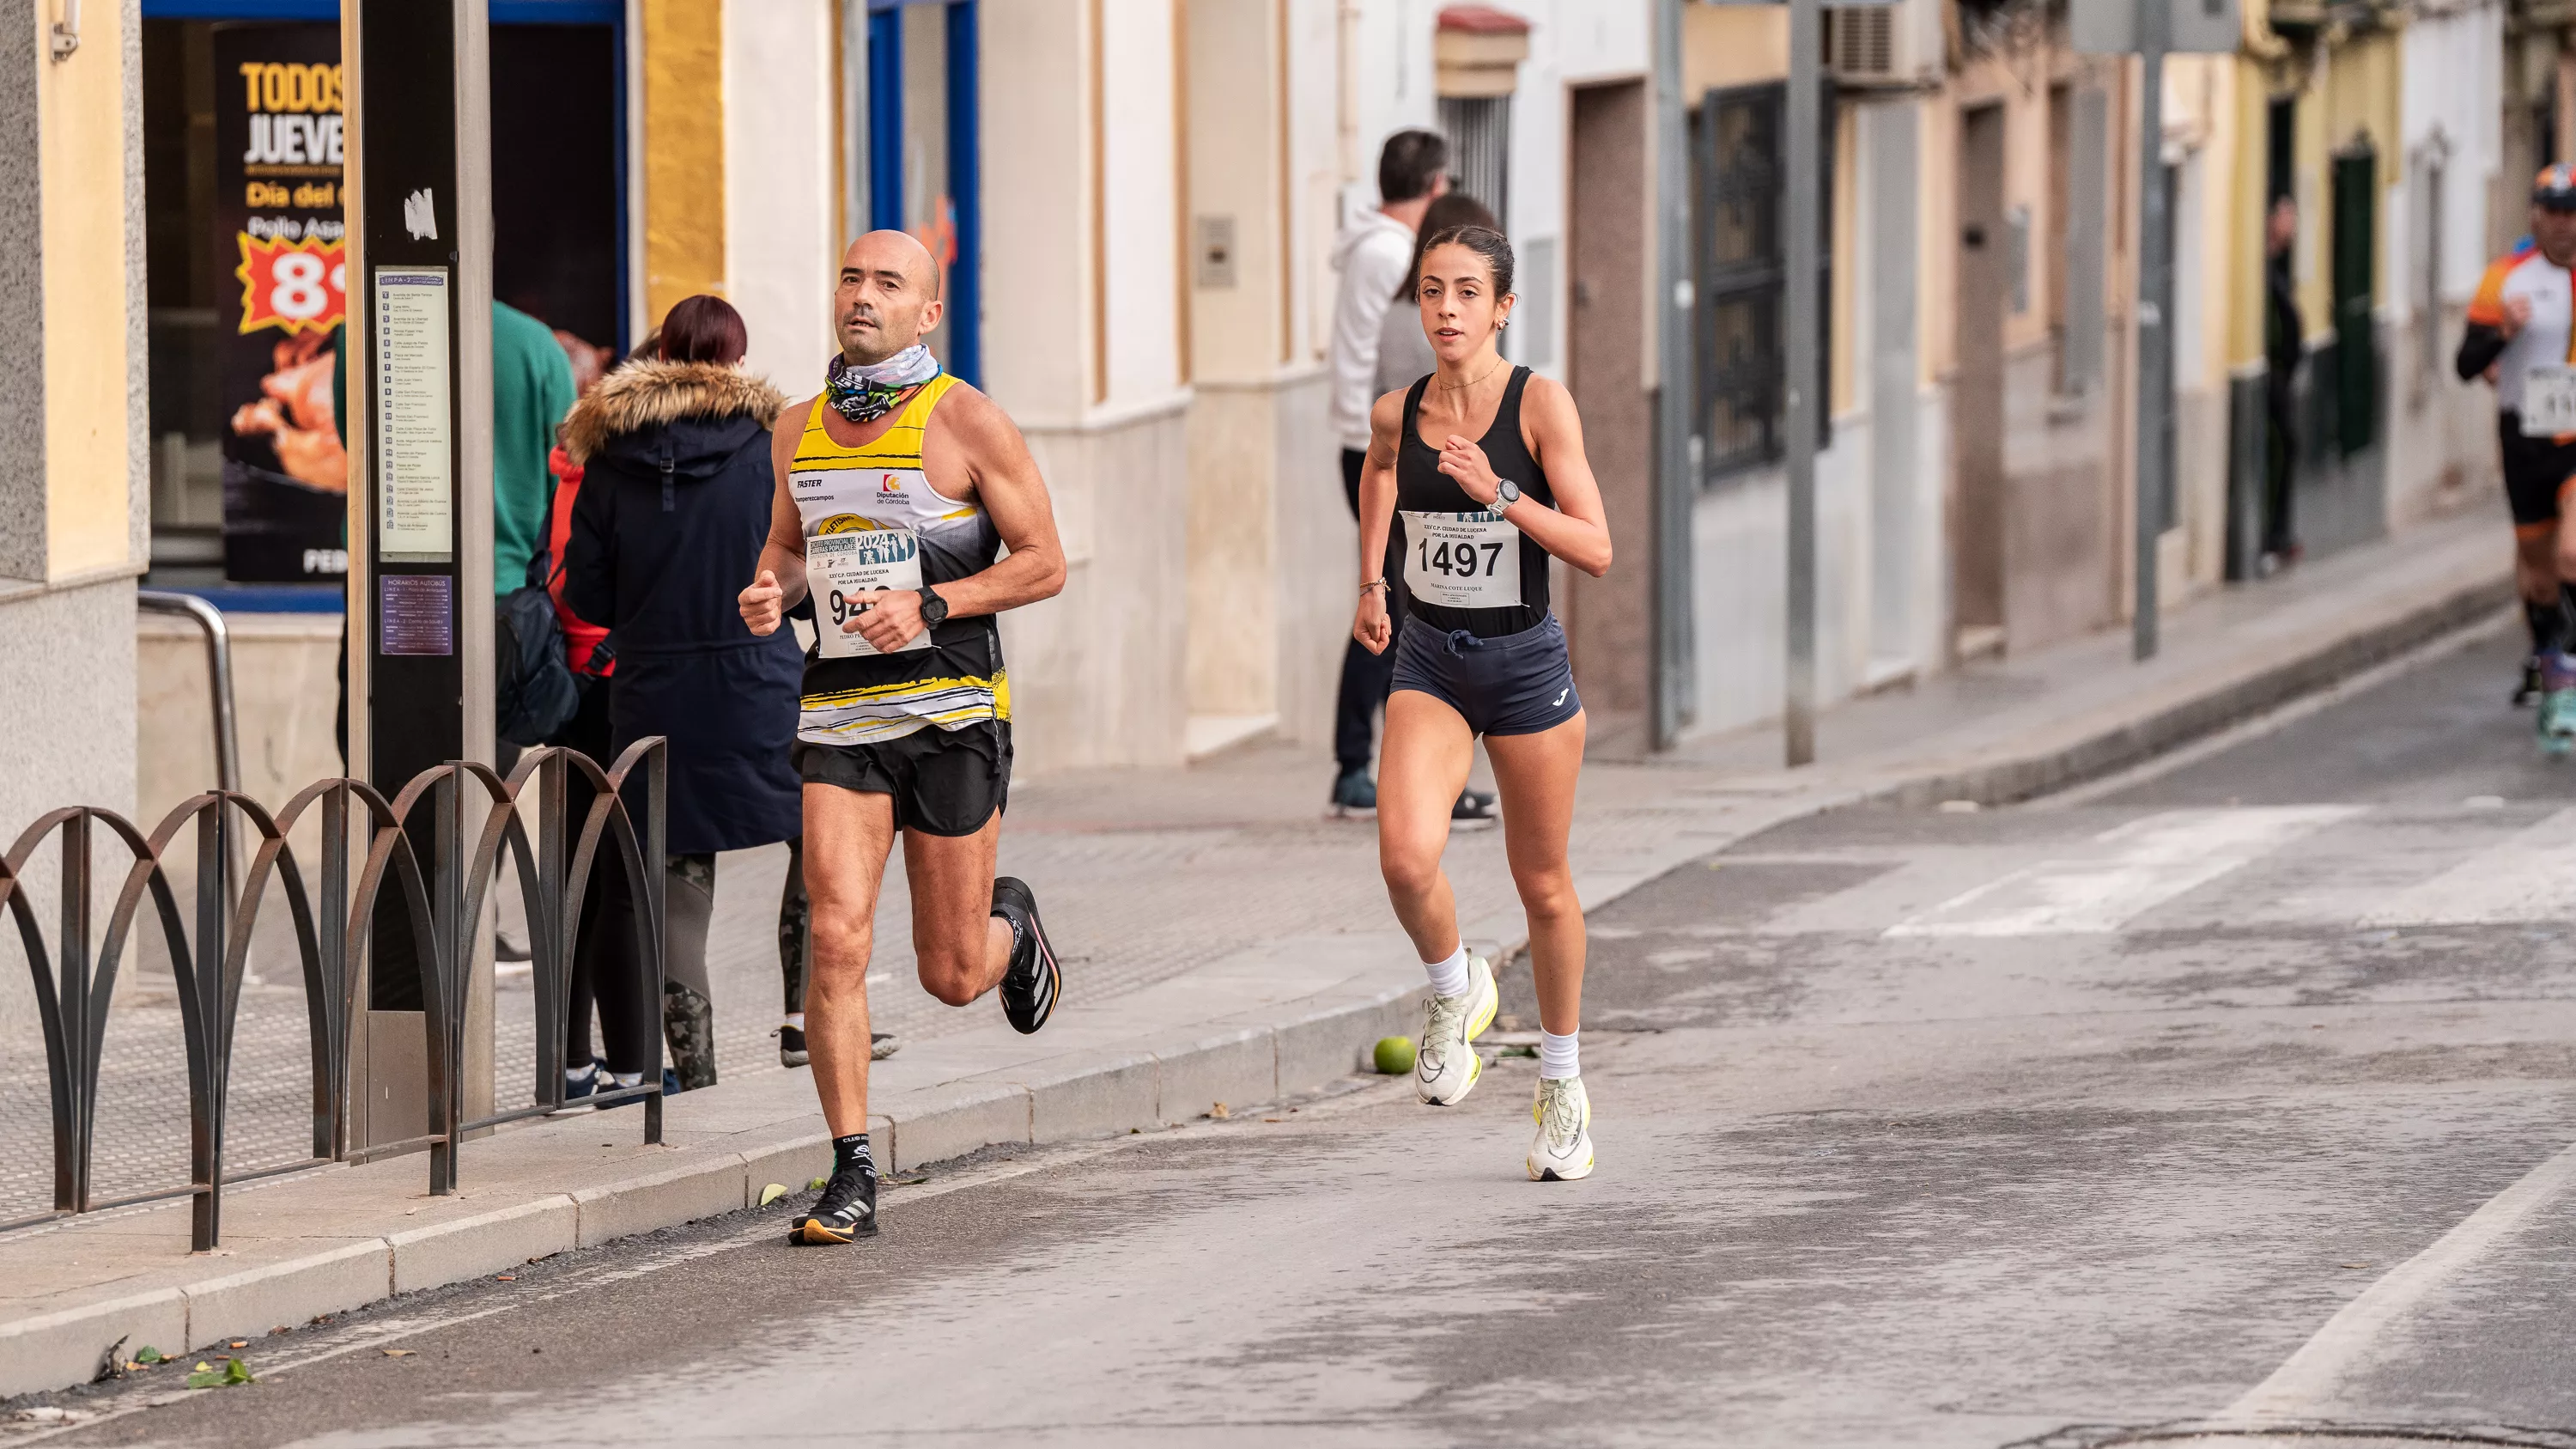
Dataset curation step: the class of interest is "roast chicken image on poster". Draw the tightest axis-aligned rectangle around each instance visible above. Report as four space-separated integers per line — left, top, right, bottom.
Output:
214 21 349 583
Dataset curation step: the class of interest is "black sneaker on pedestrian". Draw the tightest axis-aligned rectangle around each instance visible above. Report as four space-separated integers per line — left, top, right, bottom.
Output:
790 1164 878 1245
559 1062 604 1111
2518 656 2545 708
1330 766 1377 818
778 1025 896 1066
991 876 1060 1035
1452 788 1498 824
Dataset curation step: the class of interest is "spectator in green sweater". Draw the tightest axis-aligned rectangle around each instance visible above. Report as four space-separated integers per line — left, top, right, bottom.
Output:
492 300 579 593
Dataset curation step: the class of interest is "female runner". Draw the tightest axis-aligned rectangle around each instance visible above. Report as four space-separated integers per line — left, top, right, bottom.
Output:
1352 225 1613 1181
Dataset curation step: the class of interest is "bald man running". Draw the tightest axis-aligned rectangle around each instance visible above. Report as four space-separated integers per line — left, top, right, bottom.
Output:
739 231 1068 1245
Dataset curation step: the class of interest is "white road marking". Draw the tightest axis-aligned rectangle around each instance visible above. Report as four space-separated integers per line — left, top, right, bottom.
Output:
1884 807 2360 938
2220 1137 2576 1424
2358 807 2576 926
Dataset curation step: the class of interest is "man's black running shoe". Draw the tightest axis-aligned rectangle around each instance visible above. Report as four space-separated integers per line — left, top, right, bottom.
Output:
790 1164 878 1245
992 876 1060 1035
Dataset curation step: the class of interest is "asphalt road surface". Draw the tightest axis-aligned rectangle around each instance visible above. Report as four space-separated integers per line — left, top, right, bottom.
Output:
24 625 2576 1449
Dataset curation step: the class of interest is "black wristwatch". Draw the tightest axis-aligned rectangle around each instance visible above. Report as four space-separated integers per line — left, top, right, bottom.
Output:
917 586 951 628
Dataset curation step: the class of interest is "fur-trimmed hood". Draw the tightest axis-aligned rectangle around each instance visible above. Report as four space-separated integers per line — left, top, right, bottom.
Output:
561 359 788 466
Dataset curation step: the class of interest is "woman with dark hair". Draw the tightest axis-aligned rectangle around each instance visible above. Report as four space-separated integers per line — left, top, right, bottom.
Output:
1352 225 1613 1181
1374 192 1502 399
561 295 805 1092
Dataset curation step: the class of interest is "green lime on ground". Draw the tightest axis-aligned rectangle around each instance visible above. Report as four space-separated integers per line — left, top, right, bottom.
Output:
807 1176 828 1191
1374 1036 1417 1075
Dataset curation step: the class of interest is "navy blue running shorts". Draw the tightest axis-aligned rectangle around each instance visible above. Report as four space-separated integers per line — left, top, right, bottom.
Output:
1390 614 1583 738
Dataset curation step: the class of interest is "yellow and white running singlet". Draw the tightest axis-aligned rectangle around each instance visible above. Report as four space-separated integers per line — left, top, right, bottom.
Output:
791 374 1008 746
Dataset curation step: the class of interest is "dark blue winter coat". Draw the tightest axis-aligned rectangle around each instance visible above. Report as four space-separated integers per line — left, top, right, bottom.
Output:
562 361 802 856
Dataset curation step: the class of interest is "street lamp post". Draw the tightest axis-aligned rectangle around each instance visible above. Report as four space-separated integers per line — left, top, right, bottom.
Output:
1783 0 1822 765
1653 0 1698 752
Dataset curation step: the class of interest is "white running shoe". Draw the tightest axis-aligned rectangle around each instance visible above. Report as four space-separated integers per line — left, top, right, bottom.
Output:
1414 954 1498 1105
1528 1075 1594 1181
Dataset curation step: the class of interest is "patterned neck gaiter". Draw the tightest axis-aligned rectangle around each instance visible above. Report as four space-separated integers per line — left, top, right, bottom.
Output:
823 344 941 424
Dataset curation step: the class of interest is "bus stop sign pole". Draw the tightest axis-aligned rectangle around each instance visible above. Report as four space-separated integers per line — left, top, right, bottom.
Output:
341 0 495 1151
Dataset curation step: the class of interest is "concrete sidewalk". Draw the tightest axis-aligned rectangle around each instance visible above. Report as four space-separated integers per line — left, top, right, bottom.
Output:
0 505 2512 1398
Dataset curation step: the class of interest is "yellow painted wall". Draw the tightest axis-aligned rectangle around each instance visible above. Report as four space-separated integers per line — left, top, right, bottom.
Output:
1683 3 1787 92
643 0 726 322
40 0 135 578
2231 33 2402 362
2174 53 2240 392
2226 57 2270 368
2322 31 2399 306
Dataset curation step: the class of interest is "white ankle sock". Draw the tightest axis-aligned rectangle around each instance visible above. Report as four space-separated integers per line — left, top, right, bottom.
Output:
783 1012 805 1032
1424 945 1471 999
1539 1030 1579 1080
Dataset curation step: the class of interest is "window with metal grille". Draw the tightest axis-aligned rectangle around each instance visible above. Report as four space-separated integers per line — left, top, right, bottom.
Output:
1439 95 1511 225
1692 80 1832 485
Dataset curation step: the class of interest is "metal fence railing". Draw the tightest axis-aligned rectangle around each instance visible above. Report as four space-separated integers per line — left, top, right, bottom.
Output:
0 740 667 1251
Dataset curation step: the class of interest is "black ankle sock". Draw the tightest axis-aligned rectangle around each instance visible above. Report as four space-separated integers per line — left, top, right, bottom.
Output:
832 1131 876 1179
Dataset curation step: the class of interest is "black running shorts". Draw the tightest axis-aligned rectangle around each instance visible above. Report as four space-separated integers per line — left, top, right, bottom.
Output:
1391 613 1583 738
793 723 1012 837
2499 411 2576 528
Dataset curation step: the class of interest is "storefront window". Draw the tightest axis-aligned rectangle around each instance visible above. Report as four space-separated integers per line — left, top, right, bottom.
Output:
141 0 625 587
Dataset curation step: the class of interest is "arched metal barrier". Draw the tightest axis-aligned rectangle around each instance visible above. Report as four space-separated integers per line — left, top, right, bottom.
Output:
0 740 666 1251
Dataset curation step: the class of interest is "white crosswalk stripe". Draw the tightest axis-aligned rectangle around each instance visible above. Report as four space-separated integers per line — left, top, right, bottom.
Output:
2357 806 2576 926
1883 807 2363 938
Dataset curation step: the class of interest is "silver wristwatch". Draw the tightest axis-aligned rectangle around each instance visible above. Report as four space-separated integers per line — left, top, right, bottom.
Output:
1494 478 1523 509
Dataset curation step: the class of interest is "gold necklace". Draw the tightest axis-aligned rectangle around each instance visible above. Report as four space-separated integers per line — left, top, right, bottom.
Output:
1436 357 1505 392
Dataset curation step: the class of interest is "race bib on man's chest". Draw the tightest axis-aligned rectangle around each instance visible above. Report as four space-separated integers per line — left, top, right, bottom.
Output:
2527 366 2576 435
809 530 933 659
1400 510 1522 610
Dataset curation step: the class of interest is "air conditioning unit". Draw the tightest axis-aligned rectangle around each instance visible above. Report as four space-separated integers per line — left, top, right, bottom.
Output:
1825 0 1936 85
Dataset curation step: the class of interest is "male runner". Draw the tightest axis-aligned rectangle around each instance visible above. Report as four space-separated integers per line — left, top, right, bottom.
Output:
2461 164 2576 752
738 231 1066 1244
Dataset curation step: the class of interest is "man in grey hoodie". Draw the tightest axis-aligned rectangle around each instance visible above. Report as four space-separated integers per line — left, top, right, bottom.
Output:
1327 130 1491 823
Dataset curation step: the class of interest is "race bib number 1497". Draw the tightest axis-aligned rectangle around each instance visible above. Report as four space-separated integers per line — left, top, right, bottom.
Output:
1400 509 1522 611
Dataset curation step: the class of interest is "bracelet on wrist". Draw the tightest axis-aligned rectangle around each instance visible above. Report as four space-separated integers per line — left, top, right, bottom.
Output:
1359 578 1389 596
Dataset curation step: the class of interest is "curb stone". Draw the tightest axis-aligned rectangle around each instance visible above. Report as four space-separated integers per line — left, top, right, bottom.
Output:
0 1289 187 1399
570 1156 751 1250
387 1197 578 1295
186 1241 389 1353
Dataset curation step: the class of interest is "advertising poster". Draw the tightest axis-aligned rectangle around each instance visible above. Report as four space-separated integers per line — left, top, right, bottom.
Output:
213 22 349 583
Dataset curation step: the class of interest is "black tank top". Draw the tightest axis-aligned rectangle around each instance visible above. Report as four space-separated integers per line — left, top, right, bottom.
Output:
1397 365 1552 638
